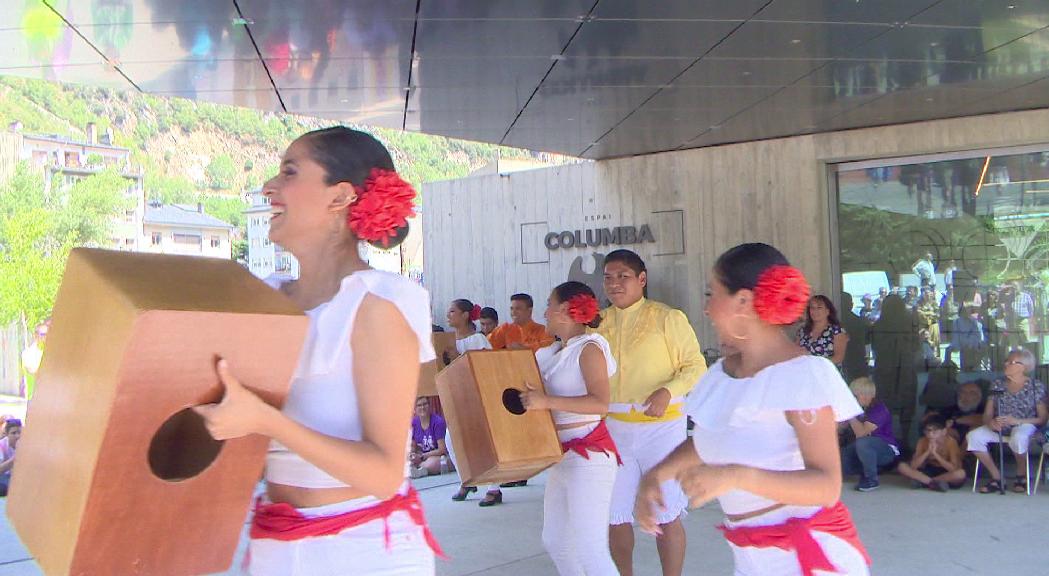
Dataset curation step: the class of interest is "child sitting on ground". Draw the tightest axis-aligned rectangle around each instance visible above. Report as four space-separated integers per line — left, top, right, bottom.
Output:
897 414 966 491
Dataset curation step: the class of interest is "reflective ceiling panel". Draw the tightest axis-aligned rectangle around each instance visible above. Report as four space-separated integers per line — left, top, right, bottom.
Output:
0 0 1046 159
908 0 1049 32
751 0 933 24
590 0 768 21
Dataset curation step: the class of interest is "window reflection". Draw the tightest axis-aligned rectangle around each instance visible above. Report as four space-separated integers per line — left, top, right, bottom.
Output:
837 148 1049 441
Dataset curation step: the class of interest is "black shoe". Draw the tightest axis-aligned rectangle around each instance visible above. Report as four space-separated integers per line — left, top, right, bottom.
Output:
479 490 503 507
856 478 880 492
499 480 528 488
452 485 477 501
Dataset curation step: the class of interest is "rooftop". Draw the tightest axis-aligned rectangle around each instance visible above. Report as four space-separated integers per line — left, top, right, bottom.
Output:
143 203 234 230
21 132 129 153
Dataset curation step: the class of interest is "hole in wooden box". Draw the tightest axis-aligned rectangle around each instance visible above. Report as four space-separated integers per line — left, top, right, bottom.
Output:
148 408 224 481
502 388 526 415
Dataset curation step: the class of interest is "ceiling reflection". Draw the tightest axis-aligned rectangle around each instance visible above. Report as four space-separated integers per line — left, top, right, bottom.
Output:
0 0 1046 158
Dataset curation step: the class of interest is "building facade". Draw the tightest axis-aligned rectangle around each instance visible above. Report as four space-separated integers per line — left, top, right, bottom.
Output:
244 187 298 279
142 201 234 259
14 122 145 251
424 107 1049 368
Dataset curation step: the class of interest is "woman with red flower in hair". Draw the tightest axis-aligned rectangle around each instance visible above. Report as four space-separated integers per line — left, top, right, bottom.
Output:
443 298 504 505
520 281 619 575
445 299 491 359
192 126 442 575
636 243 871 576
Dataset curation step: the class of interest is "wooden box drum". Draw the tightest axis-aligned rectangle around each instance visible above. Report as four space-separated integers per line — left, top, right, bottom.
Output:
6 248 308 576
436 349 561 486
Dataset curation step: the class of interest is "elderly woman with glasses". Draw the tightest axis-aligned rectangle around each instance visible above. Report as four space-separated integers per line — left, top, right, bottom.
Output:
966 348 1048 493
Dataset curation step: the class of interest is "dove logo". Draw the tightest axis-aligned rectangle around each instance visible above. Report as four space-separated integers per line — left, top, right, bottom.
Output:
567 252 606 303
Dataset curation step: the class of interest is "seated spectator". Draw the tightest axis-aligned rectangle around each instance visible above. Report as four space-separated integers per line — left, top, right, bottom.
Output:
967 348 1048 494
841 377 900 492
897 415 966 491
926 381 985 442
0 419 21 497
409 397 449 479
0 414 13 439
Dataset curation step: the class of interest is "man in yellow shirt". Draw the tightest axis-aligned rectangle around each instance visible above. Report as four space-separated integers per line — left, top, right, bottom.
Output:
487 293 555 351
487 293 555 491
596 250 706 576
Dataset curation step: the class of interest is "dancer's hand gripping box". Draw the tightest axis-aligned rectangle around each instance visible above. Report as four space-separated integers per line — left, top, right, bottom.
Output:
6 248 308 576
436 350 561 486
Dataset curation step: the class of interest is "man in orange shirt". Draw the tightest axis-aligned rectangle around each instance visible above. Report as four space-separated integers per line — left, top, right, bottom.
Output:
488 293 555 352
488 293 555 491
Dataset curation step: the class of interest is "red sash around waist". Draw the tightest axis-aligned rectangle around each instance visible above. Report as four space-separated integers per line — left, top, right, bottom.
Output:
717 501 870 576
560 420 623 466
250 486 445 558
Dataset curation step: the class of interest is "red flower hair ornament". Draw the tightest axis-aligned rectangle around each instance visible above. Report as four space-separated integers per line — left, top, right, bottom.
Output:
752 265 810 325
469 304 481 322
348 168 417 247
566 294 600 325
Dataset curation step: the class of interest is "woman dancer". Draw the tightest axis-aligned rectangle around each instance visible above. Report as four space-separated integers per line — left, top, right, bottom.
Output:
443 298 504 506
521 281 619 575
636 243 870 575
193 126 442 575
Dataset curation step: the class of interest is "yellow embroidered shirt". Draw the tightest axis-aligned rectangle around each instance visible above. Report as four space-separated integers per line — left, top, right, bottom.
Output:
594 298 706 405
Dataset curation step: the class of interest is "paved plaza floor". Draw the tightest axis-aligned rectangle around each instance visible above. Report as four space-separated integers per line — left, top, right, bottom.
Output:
0 468 1043 575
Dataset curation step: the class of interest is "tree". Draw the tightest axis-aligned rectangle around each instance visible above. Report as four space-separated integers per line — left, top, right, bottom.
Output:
206 154 237 190
245 163 279 191
232 238 248 263
202 194 247 228
0 164 132 328
56 169 136 247
145 171 198 204
0 165 70 328
0 207 71 328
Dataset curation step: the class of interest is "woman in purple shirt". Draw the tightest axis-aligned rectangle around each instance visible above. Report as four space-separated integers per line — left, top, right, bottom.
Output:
409 397 448 478
841 377 899 492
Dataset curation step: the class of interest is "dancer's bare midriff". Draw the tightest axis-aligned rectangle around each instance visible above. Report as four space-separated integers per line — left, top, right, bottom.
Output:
724 502 787 523
267 482 371 509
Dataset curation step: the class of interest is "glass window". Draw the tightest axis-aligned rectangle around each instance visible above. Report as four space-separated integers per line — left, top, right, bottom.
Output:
173 233 201 246
835 147 1049 441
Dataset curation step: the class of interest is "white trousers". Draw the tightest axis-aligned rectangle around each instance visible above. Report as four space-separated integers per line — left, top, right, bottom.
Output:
249 501 435 576
724 506 870 576
606 417 688 525
966 423 1038 455
542 425 619 576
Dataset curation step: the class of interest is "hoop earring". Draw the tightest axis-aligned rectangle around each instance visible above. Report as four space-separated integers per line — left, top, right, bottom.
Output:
728 313 755 341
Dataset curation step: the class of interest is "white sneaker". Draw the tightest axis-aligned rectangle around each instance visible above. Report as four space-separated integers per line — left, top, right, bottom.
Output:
410 467 428 479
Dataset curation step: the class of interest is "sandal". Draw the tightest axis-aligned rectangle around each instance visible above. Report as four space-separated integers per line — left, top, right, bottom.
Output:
1012 478 1028 494
979 479 1003 494
478 490 503 507
451 485 477 501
